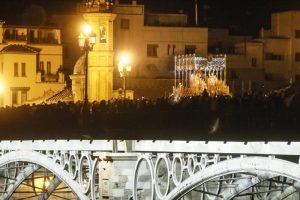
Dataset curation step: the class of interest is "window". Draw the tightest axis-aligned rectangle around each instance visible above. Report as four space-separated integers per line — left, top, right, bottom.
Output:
40 61 44 72
21 63 26 76
29 30 34 42
265 53 272 60
185 45 196 54
146 64 158 71
47 61 51 74
21 91 27 104
167 44 176 56
99 25 107 43
38 30 42 42
265 53 284 61
173 45 176 55
295 53 300 62
14 63 18 77
230 69 238 79
147 44 158 57
251 58 257 67
120 19 130 29
12 29 17 40
295 30 300 38
12 91 18 105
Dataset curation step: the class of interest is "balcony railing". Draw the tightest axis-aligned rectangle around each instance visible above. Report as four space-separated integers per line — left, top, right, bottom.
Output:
4 34 59 44
77 1 113 13
28 37 59 45
42 74 59 82
3 34 27 41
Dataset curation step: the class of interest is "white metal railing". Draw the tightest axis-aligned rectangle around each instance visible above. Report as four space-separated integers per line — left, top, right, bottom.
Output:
0 140 298 155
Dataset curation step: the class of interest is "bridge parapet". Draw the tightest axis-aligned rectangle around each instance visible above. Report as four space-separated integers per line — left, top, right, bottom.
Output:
2 140 300 155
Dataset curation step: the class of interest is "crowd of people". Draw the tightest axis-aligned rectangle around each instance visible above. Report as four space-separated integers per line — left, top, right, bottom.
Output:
0 86 299 140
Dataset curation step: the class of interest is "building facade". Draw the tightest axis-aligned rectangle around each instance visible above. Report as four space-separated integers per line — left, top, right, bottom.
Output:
0 21 65 106
224 11 300 94
51 0 208 100
113 2 208 79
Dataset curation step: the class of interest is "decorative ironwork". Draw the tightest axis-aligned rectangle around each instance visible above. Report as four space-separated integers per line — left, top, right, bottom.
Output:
133 153 300 200
0 140 299 199
77 0 114 13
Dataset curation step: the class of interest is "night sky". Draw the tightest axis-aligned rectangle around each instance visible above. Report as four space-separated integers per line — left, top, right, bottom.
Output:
0 0 299 36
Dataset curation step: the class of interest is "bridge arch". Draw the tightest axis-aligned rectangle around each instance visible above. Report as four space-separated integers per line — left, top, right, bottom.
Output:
0 150 89 200
165 156 300 200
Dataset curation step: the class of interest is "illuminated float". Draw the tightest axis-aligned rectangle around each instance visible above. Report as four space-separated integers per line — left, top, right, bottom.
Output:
172 54 230 98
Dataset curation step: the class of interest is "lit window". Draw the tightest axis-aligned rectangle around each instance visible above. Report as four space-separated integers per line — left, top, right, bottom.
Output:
185 45 196 54
147 44 158 57
21 63 26 77
295 53 300 62
120 19 130 29
14 63 18 77
295 30 300 38
47 61 51 74
12 91 18 105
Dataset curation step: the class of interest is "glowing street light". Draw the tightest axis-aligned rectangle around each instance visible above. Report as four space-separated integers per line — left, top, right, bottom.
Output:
78 23 96 106
83 24 92 35
118 53 132 99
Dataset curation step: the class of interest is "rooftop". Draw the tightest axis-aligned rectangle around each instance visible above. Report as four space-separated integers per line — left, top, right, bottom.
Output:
0 44 41 54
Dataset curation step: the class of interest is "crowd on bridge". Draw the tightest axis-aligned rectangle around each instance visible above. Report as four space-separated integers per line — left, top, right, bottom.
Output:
0 85 299 140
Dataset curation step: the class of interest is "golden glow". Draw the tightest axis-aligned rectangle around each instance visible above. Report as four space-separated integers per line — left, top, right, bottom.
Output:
34 178 44 191
118 53 132 74
0 83 4 94
34 177 52 191
0 77 5 94
83 23 92 35
45 180 50 188
120 54 130 65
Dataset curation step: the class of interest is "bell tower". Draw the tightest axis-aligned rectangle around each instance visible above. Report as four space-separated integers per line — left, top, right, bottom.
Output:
72 1 116 102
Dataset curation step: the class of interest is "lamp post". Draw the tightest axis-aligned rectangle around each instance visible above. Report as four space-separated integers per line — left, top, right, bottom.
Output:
78 23 96 107
118 54 131 99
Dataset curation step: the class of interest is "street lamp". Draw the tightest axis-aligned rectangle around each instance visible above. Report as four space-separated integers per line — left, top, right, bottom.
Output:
78 23 96 106
118 54 132 99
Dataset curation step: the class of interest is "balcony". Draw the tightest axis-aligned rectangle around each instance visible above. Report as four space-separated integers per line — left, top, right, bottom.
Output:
28 36 59 45
77 2 113 13
3 33 27 42
3 28 61 45
42 74 59 82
